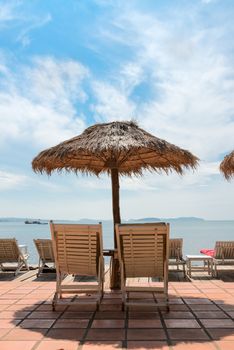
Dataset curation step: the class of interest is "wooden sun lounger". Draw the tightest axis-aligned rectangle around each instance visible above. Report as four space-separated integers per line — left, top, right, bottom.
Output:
213 241 234 277
34 239 55 277
0 238 29 276
50 221 104 311
169 238 186 277
116 222 170 311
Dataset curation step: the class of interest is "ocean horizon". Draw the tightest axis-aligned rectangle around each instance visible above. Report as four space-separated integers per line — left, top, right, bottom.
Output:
0 217 233 264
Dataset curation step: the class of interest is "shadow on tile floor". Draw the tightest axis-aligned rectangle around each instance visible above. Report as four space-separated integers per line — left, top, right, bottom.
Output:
0 284 233 349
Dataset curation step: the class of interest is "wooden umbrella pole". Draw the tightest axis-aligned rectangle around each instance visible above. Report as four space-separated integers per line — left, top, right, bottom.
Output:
111 168 121 289
111 168 121 246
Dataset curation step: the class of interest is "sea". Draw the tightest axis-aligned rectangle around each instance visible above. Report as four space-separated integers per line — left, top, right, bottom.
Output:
0 219 233 264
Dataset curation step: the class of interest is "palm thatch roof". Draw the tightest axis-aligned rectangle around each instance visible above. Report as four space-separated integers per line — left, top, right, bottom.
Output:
32 121 199 176
220 150 234 180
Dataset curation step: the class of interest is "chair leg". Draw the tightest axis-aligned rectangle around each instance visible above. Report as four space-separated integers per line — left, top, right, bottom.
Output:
37 258 42 277
24 258 30 271
15 259 24 276
52 292 58 311
183 263 186 278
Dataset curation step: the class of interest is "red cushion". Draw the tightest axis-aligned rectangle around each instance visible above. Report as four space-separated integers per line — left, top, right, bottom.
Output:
200 249 215 257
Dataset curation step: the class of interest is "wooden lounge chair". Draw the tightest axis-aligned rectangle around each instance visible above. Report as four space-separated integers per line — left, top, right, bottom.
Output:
116 222 170 311
169 238 186 278
213 241 234 277
34 239 55 277
0 238 29 276
50 221 104 311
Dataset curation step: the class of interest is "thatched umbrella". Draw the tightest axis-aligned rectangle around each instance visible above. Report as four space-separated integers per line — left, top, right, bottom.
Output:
32 121 198 287
220 150 234 180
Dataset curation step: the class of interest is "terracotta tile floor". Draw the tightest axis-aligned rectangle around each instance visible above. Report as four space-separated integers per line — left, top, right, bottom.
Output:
0 269 233 349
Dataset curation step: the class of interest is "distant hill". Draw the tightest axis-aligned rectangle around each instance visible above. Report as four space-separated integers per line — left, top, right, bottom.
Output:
127 217 204 223
0 216 205 223
127 217 161 222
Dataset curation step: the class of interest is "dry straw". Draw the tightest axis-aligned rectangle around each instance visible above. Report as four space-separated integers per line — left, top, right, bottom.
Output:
220 150 234 180
32 121 199 176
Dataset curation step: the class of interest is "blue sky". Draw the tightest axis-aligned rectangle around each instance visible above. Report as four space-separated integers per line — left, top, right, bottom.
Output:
0 0 234 220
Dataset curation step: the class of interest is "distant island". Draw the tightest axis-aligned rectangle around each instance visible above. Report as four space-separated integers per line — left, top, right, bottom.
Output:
130 217 205 223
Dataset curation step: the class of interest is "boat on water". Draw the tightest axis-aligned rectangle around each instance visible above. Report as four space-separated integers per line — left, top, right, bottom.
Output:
24 220 48 225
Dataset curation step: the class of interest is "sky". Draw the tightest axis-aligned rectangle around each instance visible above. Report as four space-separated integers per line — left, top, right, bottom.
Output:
0 0 234 221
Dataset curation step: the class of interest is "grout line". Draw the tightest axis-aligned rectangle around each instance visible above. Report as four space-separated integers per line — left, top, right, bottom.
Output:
179 296 221 350
78 303 98 348
191 283 234 319
122 300 128 350
153 292 172 348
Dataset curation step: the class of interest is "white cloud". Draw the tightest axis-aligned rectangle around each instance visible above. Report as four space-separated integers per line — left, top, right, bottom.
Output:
201 0 216 4
16 13 52 47
90 4 234 161
0 1 51 47
0 56 88 147
91 81 135 122
0 170 27 190
0 1 19 23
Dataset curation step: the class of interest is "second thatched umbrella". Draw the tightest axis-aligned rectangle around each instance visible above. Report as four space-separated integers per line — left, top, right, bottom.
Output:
220 150 234 180
32 121 198 287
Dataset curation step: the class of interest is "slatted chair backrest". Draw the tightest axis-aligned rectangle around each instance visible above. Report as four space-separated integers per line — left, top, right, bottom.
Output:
116 223 169 278
50 222 103 276
0 239 20 263
169 238 183 260
214 241 234 260
34 239 55 263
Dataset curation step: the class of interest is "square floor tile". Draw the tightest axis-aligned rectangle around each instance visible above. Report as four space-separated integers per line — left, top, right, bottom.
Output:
46 329 85 340
20 319 55 328
127 340 169 349
62 311 94 319
82 342 122 350
200 319 234 328
35 340 79 350
183 298 212 305
53 319 89 328
189 305 219 311
3 328 47 340
163 311 194 319
207 329 234 340
168 329 209 340
27 311 61 319
0 341 36 350
128 311 160 318
128 320 162 328
194 311 228 319
127 329 166 340
91 319 124 328
86 329 125 341
0 319 21 328
95 311 125 319
0 311 30 319
171 341 216 349
0 328 13 338
165 319 200 328
215 340 234 350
